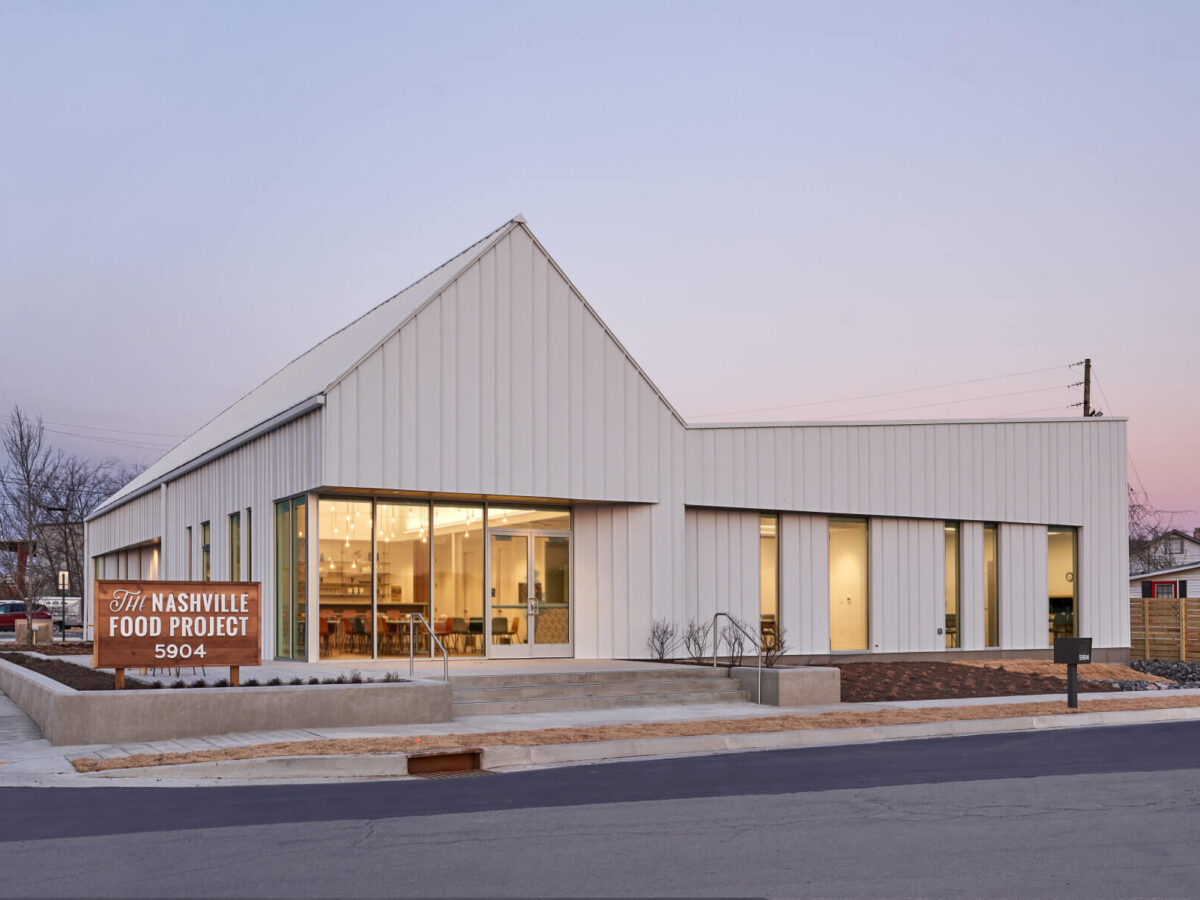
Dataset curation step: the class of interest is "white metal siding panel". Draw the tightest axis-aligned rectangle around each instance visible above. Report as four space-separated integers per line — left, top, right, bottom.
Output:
684 509 760 630
87 491 161 556
323 227 675 503
999 523 1048 650
682 419 1126 648
869 518 942 653
779 513 830 655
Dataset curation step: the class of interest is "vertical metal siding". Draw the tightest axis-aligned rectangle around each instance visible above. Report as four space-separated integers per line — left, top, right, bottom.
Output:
683 419 1126 648
999 523 1049 649
324 227 676 503
779 513 830 655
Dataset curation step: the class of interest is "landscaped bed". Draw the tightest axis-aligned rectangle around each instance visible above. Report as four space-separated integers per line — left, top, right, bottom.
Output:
0 641 93 656
70 692 1200 774
830 660 1167 703
0 652 405 690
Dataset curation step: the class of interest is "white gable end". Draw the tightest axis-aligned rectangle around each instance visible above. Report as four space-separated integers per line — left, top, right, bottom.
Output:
322 223 683 503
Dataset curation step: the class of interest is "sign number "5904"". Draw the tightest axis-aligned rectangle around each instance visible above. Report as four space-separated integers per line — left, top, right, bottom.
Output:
153 643 207 660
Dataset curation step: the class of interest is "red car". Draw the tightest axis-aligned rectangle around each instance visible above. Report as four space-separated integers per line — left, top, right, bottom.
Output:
0 601 53 631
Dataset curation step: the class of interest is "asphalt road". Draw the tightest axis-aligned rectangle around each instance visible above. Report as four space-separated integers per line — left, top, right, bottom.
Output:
4 722 1200 898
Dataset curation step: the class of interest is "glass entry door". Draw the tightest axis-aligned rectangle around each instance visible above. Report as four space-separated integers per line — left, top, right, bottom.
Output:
488 531 571 657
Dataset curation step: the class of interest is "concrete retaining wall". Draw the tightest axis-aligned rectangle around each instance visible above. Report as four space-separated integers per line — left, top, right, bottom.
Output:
731 665 841 706
0 658 451 746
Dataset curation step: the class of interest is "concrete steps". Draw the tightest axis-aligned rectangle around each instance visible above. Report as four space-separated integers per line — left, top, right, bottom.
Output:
449 666 751 716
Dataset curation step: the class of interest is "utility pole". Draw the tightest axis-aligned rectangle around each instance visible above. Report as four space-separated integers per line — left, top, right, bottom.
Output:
1070 358 1103 417
1083 358 1092 418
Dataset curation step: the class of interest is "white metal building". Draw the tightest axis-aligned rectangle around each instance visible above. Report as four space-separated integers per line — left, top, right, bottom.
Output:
86 216 1130 663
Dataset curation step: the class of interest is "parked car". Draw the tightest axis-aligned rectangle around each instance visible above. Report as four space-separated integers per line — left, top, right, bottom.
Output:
0 601 53 632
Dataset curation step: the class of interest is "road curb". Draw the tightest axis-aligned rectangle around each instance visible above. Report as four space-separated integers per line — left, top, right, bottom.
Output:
82 703 1200 782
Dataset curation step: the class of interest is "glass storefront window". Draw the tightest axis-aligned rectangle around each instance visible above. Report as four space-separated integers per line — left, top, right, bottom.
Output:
984 524 999 647
376 502 430 658
433 505 484 657
1048 527 1077 645
829 518 869 651
760 515 779 650
275 502 291 658
318 500 373 658
229 512 241 581
945 523 960 649
487 507 570 531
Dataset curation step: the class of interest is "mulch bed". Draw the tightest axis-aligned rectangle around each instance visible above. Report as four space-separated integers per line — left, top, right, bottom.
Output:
0 653 149 691
831 661 1120 702
4 641 95 656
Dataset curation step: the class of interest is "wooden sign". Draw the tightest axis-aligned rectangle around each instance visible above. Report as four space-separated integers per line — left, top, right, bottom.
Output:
94 580 261 671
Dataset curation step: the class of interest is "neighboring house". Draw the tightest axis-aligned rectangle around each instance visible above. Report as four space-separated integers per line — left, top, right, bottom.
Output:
85 215 1130 664
1131 529 1200 576
1131 563 1198 600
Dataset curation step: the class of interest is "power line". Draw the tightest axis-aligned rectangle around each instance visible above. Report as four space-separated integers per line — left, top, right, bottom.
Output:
689 364 1072 420
0 415 183 440
824 383 1073 420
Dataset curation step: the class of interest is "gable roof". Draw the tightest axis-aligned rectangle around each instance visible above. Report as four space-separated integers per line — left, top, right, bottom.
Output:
91 217 523 517
1130 561 1200 579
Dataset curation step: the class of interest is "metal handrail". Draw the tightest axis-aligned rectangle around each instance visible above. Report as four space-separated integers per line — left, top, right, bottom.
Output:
712 612 762 704
408 613 449 682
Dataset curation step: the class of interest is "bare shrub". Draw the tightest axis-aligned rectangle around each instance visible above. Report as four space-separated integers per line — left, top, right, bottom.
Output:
720 617 748 669
762 628 789 668
683 619 713 664
382 671 404 683
646 619 679 661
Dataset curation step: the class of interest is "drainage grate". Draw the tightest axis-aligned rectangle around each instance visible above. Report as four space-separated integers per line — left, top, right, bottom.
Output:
406 748 483 775
415 769 494 780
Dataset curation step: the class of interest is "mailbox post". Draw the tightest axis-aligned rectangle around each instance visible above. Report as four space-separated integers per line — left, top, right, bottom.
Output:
1054 637 1092 709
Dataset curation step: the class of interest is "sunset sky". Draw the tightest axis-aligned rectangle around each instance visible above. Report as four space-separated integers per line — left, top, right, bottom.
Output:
2 1 1196 529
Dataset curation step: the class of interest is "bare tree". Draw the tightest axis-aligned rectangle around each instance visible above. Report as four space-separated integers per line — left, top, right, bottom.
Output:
1129 487 1176 576
39 455 142 633
0 408 60 645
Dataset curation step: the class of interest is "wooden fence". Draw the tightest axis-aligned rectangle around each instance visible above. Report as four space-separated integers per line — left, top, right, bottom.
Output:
1130 598 1200 661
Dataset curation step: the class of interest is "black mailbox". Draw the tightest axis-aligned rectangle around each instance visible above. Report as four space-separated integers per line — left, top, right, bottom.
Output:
1054 637 1092 665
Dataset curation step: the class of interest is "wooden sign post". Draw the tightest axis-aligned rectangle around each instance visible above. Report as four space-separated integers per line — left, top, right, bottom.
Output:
94 581 261 688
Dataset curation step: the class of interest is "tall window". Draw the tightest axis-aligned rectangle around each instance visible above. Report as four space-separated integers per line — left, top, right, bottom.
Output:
760 515 779 650
275 498 307 660
984 524 999 647
1048 527 1077 644
229 512 241 581
318 500 373 658
944 523 960 649
433 505 484 655
200 522 210 582
245 508 253 580
829 518 869 651
376 502 430 658
186 526 193 579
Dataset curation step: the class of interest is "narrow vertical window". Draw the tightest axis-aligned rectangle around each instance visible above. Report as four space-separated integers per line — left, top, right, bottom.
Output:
275 500 292 658
186 526 193 580
229 512 241 581
944 523 960 649
201 521 211 582
245 508 253 580
760 514 779 650
984 524 999 647
1048 527 1077 645
829 518 869 651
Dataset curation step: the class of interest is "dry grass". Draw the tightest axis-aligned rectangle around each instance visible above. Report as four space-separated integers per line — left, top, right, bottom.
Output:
71 693 1200 774
955 660 1168 682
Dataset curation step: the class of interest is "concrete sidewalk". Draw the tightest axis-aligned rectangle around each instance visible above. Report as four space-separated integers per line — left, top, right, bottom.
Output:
6 684 1200 787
